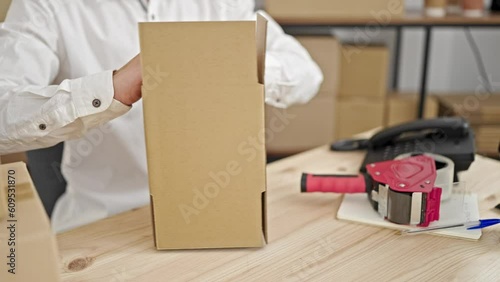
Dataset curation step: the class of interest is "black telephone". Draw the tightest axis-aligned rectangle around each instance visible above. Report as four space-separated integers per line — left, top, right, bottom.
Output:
492 0 500 11
331 117 475 176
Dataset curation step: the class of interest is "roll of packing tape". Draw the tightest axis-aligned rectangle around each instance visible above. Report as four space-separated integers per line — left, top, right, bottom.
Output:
395 153 454 201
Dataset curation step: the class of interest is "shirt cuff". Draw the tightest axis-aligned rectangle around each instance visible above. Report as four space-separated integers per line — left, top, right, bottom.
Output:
69 70 131 129
71 70 115 117
80 99 132 130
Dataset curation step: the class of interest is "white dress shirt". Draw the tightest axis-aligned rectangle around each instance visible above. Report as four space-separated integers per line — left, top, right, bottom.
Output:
0 0 323 233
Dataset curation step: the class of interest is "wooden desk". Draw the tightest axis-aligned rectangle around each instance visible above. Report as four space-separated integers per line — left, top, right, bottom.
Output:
57 147 500 281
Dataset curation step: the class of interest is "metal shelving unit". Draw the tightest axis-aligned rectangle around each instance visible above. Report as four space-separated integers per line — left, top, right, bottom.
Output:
277 11 500 118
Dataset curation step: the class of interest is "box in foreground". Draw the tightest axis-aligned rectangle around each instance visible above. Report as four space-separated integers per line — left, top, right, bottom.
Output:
0 162 60 281
140 16 268 250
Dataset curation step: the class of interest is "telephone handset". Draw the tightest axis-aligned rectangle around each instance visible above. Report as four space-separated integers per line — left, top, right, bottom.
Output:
368 117 470 148
331 117 476 176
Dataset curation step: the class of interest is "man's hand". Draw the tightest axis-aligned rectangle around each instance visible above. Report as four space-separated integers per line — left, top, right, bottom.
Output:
113 54 142 106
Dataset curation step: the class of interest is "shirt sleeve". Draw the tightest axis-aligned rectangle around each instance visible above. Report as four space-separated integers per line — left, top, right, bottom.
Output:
217 2 324 108
259 10 324 108
0 0 130 155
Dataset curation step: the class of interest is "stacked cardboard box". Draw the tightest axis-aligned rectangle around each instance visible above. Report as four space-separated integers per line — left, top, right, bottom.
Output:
267 42 405 148
386 93 439 127
0 152 27 165
265 36 340 154
140 16 268 249
0 0 11 22
335 97 386 139
438 94 500 156
0 162 60 281
335 45 389 139
265 0 404 22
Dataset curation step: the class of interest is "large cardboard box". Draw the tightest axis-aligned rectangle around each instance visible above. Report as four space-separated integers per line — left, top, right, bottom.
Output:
340 45 389 98
139 16 268 250
0 0 11 22
335 97 386 140
386 93 439 126
0 162 60 281
265 0 404 21
265 94 334 154
296 36 341 97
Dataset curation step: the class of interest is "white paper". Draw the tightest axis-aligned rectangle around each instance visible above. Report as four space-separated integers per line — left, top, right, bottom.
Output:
337 193 482 240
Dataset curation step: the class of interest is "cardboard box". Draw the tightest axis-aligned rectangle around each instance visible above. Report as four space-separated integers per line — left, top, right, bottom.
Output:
335 97 386 140
339 45 389 98
0 162 60 281
0 152 27 165
296 36 341 97
265 0 404 21
0 0 11 22
139 16 268 250
265 93 334 154
437 93 500 125
386 93 439 126
267 34 341 153
472 126 500 155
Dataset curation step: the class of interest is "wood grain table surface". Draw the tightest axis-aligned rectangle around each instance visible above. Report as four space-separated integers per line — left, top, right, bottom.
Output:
57 146 500 281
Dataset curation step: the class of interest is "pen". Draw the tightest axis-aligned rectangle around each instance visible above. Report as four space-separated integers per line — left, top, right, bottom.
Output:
402 219 500 235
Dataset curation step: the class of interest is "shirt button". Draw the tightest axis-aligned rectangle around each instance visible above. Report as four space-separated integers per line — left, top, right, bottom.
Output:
39 124 47 131
92 99 101 108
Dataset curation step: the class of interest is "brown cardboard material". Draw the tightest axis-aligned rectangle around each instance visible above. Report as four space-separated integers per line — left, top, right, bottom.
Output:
0 162 60 282
474 125 500 154
335 97 386 140
436 93 500 155
139 16 268 250
296 36 341 97
386 93 439 126
0 0 11 22
264 36 339 153
437 93 500 125
265 0 404 20
265 94 335 154
0 152 27 165
340 45 389 98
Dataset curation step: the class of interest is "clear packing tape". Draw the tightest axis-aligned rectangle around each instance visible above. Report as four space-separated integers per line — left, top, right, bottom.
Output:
395 153 480 236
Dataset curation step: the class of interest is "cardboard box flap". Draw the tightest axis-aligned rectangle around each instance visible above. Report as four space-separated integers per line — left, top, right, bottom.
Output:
256 13 268 243
256 13 268 85
139 21 260 87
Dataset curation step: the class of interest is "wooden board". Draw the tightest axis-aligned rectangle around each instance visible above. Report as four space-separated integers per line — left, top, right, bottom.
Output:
57 148 500 281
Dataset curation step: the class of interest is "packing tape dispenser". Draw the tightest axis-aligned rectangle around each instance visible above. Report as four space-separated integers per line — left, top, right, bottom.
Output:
301 154 455 227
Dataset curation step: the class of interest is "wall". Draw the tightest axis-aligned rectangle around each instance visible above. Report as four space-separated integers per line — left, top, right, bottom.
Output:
259 0 500 94
399 0 500 93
